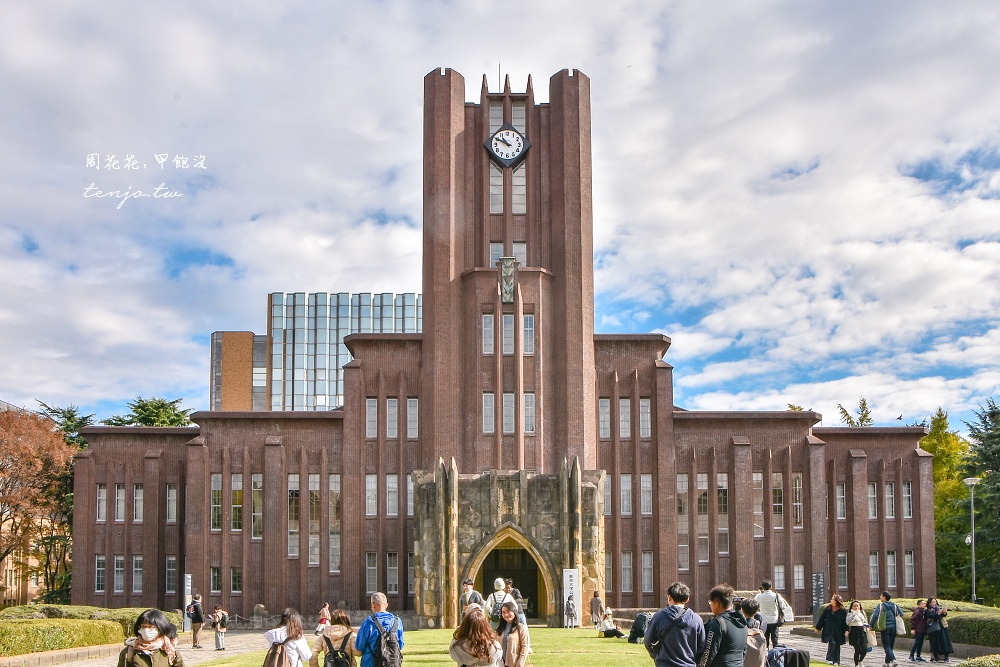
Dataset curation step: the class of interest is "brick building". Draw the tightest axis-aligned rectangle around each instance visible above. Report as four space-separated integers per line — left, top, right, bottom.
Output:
72 68 935 627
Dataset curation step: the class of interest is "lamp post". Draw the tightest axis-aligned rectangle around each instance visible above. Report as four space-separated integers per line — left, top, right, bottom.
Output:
963 477 981 603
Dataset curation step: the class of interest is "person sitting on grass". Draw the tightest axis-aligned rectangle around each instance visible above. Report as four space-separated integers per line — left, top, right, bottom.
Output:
598 608 626 638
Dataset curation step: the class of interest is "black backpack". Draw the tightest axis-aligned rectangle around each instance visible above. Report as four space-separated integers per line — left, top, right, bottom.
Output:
324 634 352 667
370 614 402 667
219 612 228 629
186 603 196 619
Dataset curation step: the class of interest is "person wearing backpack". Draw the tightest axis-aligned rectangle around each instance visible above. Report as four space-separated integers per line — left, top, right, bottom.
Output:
186 594 205 649
644 582 706 667
484 578 517 631
117 608 183 667
739 598 769 667
210 605 229 651
265 608 313 667
698 584 749 667
355 592 404 667
311 609 361 667
869 592 904 667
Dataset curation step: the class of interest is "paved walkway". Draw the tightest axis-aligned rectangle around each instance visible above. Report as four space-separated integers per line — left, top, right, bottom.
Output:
53 630 270 667
784 627 969 666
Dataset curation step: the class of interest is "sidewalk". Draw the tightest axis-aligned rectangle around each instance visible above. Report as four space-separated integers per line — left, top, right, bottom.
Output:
786 626 975 665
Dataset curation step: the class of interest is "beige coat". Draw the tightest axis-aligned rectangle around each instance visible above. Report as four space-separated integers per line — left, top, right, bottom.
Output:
309 625 360 667
500 624 529 667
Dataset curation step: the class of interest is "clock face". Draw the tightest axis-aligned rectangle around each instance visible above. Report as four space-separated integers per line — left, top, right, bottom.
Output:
485 124 530 168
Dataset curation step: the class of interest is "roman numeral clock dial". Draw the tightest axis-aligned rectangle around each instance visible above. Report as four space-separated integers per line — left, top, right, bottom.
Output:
485 124 531 169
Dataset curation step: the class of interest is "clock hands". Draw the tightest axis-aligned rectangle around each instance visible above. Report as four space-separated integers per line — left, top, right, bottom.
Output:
496 135 512 147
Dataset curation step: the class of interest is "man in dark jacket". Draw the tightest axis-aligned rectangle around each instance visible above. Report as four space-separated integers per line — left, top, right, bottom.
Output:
188 593 205 648
645 582 707 667
909 599 928 662
698 584 749 667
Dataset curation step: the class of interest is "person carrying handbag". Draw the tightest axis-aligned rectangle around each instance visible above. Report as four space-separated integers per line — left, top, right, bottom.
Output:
869 592 904 667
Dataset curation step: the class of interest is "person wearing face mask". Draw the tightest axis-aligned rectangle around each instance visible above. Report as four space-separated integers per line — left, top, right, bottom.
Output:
118 608 184 666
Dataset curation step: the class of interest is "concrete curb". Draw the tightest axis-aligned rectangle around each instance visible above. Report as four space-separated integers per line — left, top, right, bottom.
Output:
0 644 120 667
790 627 1000 660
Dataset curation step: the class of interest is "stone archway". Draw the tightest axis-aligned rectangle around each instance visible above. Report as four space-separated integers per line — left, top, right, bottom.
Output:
463 522 559 625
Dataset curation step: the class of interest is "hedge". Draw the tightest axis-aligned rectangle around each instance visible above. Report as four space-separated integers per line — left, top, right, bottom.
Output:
963 656 1000 667
0 605 183 640
0 619 124 657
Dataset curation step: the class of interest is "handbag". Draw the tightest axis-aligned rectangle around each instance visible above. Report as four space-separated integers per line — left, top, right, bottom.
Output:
927 620 941 633
866 627 877 649
775 594 786 627
894 608 907 635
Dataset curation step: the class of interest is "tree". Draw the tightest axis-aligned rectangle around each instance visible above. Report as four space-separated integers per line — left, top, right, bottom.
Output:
962 398 1000 603
919 408 973 600
102 397 193 427
787 404 804 411
32 403 94 603
837 397 874 427
0 409 75 577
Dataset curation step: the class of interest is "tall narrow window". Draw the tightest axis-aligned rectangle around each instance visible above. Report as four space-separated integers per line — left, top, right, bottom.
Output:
603 476 612 516
639 398 651 438
792 473 803 527
366 552 378 593
513 241 527 266
482 314 495 355
868 482 878 519
407 398 419 439
502 314 515 355
903 481 913 518
308 474 320 565
166 484 177 523
366 398 378 439
115 483 125 522
210 566 221 593
522 314 534 354
621 551 633 593
231 474 243 531
132 555 143 593
210 474 222 531
599 398 611 438
772 473 784 529
512 164 527 214
773 564 785 590
490 100 504 133
96 483 107 522
251 474 263 539
386 474 399 517
793 564 805 590
407 474 414 516
836 482 847 519
641 551 654 593
640 474 653 515
366 474 378 516
837 552 849 589
483 393 495 434
605 552 613 593
165 556 177 594
95 555 106 593
697 473 709 562
904 551 915 587
677 474 689 570
489 242 503 267
408 553 415 594
869 552 879 588
620 474 632 515
329 474 341 572
619 398 631 438
287 474 300 557
884 482 895 519
231 567 243 593
133 484 144 523
717 473 729 554
502 393 515 434
114 555 125 593
387 552 399 594
753 473 764 537
489 163 503 214
511 101 526 131
386 398 398 439
887 551 897 588
523 393 535 433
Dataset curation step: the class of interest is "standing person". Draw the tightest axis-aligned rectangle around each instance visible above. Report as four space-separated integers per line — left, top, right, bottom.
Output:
355 592 404 667
739 599 769 667
816 595 848 666
909 600 928 662
311 609 361 667
644 582 706 667
698 584 749 667
870 591 904 667
460 579 485 619
495 600 529 667
564 594 578 628
118 608 183 667
265 608 313 667
316 602 332 635
598 608 625 638
485 578 516 630
846 600 870 667
186 594 205 649
505 579 532 652
450 605 502 666
924 599 953 663
210 605 228 651
590 591 605 628
754 580 791 649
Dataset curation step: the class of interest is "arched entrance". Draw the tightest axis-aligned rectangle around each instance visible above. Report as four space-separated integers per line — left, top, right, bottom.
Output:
463 523 557 624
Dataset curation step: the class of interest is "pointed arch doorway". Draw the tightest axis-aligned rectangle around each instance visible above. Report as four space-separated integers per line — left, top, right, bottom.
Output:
464 525 556 623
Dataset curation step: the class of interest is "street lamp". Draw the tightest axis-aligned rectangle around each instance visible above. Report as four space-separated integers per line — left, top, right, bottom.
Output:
963 477 981 603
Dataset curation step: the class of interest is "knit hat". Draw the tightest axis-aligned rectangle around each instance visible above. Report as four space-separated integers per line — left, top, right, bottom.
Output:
494 577 505 591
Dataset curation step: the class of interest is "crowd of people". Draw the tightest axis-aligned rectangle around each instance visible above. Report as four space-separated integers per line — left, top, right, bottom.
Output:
114 579 958 667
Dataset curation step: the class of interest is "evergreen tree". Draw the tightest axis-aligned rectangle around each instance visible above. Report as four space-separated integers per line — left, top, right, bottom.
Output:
102 397 193 426
962 398 1000 603
837 397 874 427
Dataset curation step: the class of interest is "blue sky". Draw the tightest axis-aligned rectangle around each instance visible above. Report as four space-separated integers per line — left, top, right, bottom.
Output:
1 1 999 433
